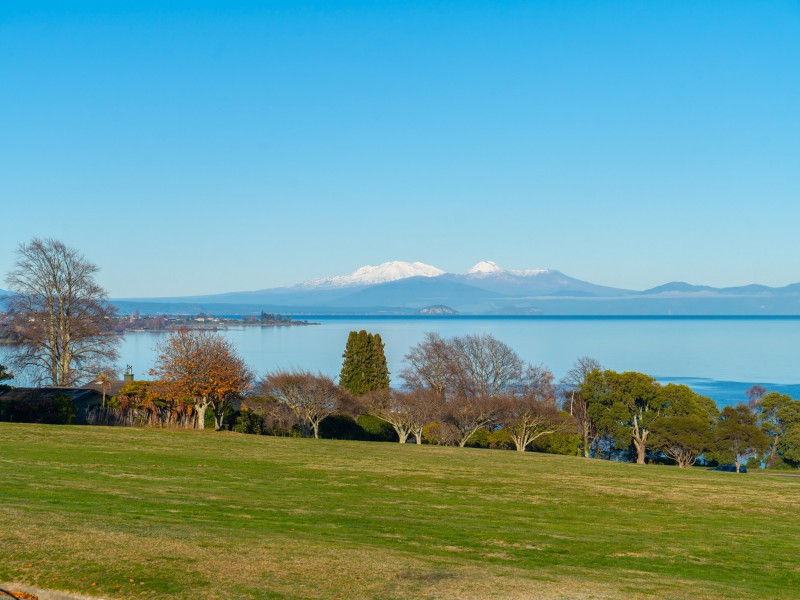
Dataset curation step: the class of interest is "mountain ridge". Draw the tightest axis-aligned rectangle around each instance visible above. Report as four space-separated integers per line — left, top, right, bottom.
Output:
105 260 800 316
300 261 445 288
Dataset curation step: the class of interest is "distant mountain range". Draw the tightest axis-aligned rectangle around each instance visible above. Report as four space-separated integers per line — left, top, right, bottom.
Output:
108 261 800 316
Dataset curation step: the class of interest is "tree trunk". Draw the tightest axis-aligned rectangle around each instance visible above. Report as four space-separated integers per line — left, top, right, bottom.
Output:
214 410 225 431
769 435 779 468
675 450 693 468
633 429 649 464
634 439 646 464
397 430 409 444
196 402 207 430
582 425 591 458
312 421 320 439
414 429 423 444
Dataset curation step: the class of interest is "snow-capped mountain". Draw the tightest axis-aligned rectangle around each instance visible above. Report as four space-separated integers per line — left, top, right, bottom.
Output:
453 261 623 297
466 261 550 277
112 260 800 316
467 260 505 275
301 261 445 288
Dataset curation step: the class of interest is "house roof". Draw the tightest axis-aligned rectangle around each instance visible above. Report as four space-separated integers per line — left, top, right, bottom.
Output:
80 379 128 397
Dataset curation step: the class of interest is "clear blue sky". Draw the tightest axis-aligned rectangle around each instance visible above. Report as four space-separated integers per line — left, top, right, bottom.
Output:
2 1 798 297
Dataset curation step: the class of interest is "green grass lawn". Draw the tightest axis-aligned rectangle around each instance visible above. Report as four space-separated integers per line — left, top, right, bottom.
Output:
1 423 799 599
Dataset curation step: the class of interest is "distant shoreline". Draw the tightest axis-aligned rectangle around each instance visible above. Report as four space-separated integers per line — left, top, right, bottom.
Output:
118 321 319 334
281 314 800 320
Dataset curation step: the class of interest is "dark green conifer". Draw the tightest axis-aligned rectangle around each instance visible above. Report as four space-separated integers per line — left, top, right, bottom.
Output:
339 330 390 395
369 333 390 391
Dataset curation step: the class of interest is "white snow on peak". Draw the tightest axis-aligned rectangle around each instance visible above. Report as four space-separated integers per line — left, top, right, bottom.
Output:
302 261 445 288
514 268 550 276
468 261 505 274
467 261 551 277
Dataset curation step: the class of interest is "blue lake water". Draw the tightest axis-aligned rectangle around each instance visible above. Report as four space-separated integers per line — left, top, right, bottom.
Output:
111 316 800 407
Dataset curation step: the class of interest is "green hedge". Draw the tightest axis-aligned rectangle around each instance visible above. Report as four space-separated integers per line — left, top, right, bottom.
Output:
0 394 77 424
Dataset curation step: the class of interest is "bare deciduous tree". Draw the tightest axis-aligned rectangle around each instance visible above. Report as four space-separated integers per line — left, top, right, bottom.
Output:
405 388 443 444
361 389 415 443
444 334 525 447
560 357 601 415
559 357 602 458
361 388 442 444
423 420 460 446
260 370 345 438
240 396 301 436
401 333 529 447
498 365 568 452
745 384 767 412
4 238 119 386
400 332 455 397
449 334 524 399
446 393 502 447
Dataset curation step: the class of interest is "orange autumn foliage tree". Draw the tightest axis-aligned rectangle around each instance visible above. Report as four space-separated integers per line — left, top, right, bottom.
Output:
150 329 253 430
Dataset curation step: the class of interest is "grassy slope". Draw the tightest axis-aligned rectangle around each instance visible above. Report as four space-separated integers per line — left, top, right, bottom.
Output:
1 424 798 600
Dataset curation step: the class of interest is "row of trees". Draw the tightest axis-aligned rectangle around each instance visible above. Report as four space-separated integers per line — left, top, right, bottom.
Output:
89 328 569 449
2 238 798 469
330 331 798 470
3 297 796 469
559 363 800 471
391 333 568 450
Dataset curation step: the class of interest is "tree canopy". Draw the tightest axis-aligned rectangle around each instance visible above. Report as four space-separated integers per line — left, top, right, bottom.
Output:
339 330 390 395
583 370 666 464
150 329 253 430
757 392 800 468
3 238 119 386
649 384 717 468
716 404 769 472
260 370 346 439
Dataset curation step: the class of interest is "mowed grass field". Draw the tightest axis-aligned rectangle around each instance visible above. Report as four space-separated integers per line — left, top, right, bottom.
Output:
1 424 799 600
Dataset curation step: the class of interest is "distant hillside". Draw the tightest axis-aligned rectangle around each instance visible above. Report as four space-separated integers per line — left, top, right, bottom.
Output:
108 261 800 316
449 269 630 297
639 282 719 295
327 277 500 310
111 300 421 316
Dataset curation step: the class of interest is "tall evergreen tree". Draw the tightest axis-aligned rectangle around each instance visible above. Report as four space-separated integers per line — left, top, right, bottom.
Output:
339 330 390 395
340 331 367 395
369 333 390 391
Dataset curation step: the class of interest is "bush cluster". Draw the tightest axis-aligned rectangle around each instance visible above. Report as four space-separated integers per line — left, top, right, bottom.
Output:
0 393 77 425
